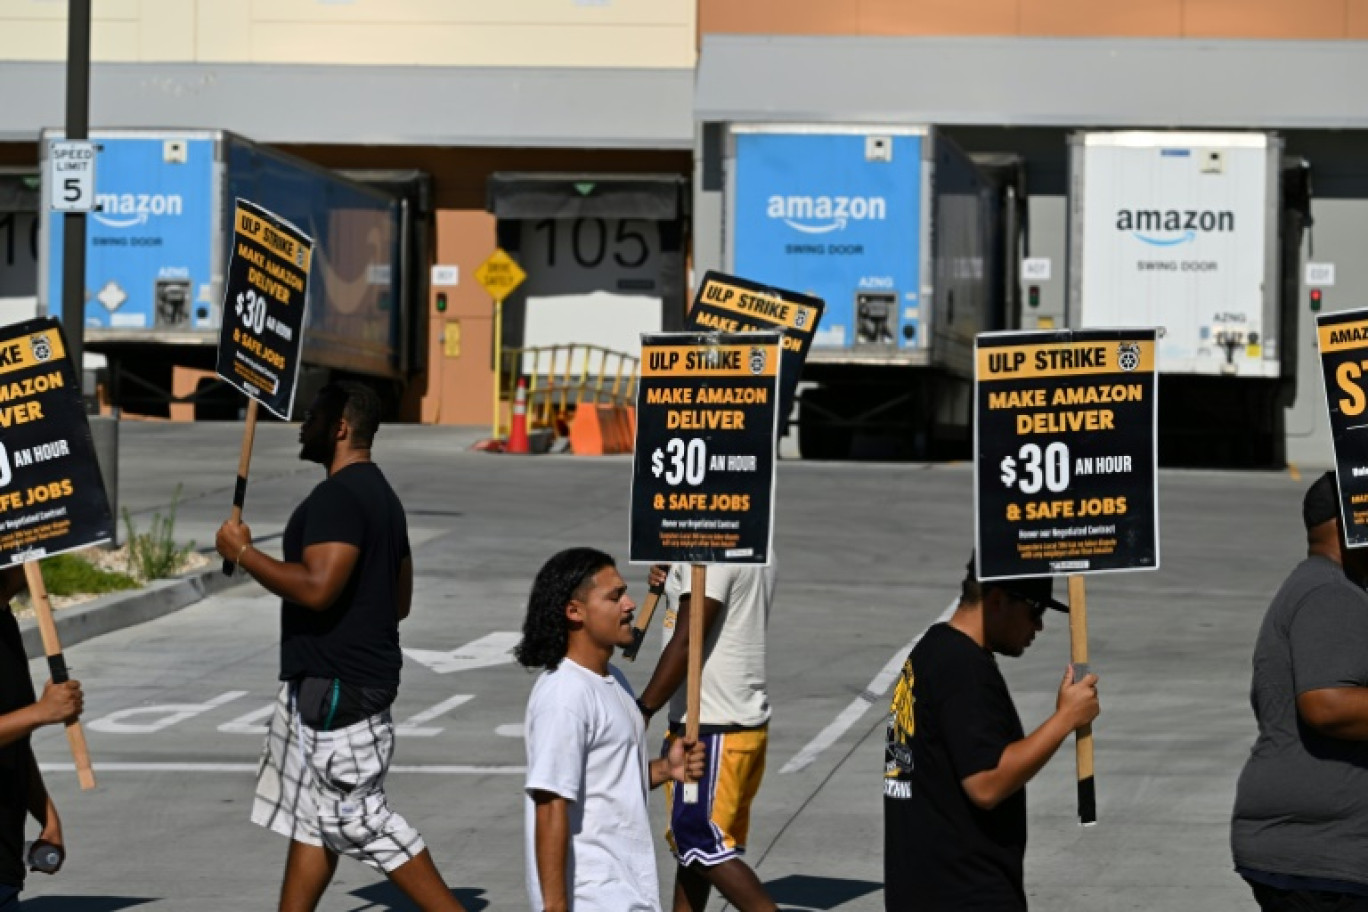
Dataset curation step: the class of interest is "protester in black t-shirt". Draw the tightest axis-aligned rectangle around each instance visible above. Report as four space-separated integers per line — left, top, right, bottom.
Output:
0 565 83 909
883 556 1100 911
216 383 466 912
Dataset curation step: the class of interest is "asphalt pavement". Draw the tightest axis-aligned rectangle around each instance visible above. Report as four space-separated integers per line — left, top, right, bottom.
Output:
16 419 1323 911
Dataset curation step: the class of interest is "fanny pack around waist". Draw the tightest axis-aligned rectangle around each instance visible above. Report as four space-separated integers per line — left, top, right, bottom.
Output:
294 677 396 731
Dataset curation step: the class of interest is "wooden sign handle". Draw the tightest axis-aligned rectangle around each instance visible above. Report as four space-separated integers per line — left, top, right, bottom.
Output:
24 561 95 790
222 398 259 576
683 563 706 804
622 572 667 662
1067 574 1095 825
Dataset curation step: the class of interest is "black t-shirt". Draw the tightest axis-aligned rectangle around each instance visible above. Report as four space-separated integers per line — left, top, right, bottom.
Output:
0 607 35 888
279 462 410 690
883 623 1027 911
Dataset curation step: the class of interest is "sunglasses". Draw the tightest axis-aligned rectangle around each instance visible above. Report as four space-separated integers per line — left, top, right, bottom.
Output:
1005 591 1050 618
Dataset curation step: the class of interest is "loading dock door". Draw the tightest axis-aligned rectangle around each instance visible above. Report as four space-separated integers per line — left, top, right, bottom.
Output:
0 171 40 324
486 173 689 372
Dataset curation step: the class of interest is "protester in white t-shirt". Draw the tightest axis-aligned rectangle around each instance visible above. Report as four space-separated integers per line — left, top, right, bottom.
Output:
637 561 778 912
516 548 705 912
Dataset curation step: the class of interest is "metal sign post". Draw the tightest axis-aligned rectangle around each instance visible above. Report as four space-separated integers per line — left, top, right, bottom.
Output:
475 249 527 440
60 0 93 382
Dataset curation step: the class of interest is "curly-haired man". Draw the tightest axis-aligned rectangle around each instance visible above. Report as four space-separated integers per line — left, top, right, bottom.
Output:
517 548 705 912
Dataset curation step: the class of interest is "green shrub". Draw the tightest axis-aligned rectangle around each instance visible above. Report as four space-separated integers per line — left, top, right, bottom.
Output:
39 553 138 597
123 484 194 581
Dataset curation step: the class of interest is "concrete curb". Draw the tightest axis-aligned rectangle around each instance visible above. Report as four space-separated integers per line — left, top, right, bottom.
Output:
20 565 249 660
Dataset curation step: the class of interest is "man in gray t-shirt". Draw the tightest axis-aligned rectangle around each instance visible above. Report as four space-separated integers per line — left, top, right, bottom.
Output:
1232 470 1368 910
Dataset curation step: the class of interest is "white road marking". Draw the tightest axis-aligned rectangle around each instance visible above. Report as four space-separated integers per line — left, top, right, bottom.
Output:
217 703 274 735
89 690 248 734
395 694 474 737
39 762 525 775
404 632 520 675
780 599 959 775
495 723 524 738
83 689 480 740
216 695 477 738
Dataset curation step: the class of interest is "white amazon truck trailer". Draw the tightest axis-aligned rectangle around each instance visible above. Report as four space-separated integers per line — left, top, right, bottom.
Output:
1067 131 1310 465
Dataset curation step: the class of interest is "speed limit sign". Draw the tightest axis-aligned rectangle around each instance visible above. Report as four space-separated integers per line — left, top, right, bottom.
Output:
47 140 97 213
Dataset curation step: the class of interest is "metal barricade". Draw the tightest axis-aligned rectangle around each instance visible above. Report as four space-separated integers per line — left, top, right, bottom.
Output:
494 343 639 443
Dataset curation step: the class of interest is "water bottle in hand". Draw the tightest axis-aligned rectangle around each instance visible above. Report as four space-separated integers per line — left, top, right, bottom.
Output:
25 840 63 873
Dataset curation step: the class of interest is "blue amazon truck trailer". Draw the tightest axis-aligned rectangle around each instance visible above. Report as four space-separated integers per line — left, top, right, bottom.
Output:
38 129 427 418
725 125 1017 459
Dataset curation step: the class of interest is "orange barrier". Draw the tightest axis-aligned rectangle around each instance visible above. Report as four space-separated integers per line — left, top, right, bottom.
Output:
600 407 624 455
495 343 641 455
608 406 633 454
569 404 636 456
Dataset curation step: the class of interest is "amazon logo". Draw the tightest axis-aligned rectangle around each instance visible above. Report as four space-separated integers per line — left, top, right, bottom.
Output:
766 194 886 235
1116 208 1234 247
91 192 184 228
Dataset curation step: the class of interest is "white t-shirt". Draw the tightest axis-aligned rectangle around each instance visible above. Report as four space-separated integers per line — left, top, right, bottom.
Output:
523 657 661 912
662 561 776 728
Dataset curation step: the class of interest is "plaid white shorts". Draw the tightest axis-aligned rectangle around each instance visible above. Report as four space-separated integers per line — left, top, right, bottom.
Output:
251 682 426 873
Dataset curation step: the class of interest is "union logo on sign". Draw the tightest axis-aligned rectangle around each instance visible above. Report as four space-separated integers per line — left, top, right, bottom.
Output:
1117 342 1141 372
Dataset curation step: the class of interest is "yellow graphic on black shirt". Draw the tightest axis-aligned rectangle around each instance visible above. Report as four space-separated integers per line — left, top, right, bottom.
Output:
883 658 915 799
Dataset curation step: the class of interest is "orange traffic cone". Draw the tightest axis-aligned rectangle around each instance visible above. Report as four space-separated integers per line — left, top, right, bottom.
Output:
507 377 531 455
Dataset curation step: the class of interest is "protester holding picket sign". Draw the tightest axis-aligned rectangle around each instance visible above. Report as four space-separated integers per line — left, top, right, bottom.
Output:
883 555 1100 912
516 547 705 912
0 565 82 910
637 561 779 912
626 326 785 912
214 383 466 912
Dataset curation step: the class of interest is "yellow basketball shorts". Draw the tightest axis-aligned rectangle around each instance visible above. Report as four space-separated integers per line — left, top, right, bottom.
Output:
663 725 768 866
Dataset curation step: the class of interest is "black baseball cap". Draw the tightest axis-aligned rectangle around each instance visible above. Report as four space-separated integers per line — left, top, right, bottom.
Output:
965 553 1070 613
1304 470 1341 530
1002 576 1071 614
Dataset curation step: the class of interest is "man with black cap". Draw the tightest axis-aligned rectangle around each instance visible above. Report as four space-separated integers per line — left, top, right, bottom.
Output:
883 555 1100 911
1232 470 1368 910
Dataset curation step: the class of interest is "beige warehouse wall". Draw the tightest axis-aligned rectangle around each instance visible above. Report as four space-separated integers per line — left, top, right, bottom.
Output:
0 0 695 67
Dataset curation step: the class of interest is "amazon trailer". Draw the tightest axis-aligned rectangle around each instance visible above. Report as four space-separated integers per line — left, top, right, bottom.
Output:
38 129 429 418
725 125 1017 460
1066 131 1311 466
